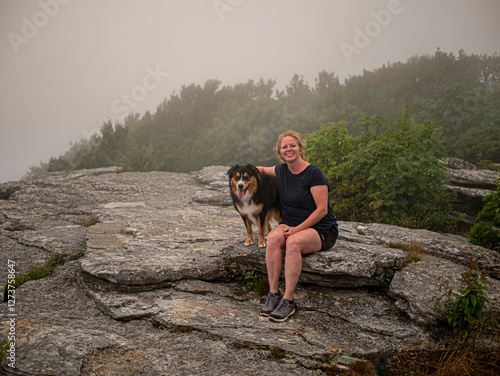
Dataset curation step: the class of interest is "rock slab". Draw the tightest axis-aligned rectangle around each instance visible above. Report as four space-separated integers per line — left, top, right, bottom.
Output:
0 166 498 375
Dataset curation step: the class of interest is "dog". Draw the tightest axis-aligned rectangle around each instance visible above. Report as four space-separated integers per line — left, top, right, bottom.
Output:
227 164 282 247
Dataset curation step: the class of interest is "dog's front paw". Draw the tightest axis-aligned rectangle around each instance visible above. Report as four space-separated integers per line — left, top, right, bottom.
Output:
244 239 254 246
258 241 267 248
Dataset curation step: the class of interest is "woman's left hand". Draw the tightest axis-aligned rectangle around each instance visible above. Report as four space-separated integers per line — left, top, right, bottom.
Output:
283 226 298 239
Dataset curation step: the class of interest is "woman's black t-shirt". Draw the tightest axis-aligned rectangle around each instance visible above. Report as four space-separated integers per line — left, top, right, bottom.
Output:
275 164 337 231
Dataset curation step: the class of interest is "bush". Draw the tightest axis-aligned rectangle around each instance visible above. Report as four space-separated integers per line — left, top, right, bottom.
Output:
307 113 456 232
434 257 497 338
469 172 500 249
469 222 500 249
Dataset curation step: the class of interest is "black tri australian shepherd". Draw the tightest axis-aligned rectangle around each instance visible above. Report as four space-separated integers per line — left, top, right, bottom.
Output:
227 164 282 247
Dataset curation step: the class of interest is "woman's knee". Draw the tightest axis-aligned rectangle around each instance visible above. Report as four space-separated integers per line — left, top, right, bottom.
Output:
284 237 302 254
267 228 285 249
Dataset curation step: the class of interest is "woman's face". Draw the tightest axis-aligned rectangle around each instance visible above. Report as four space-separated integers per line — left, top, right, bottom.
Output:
280 136 301 163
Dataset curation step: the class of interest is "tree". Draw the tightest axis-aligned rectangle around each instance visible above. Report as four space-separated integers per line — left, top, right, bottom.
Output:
26 50 500 180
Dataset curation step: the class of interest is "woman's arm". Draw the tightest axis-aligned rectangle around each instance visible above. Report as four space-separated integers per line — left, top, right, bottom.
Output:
283 185 329 237
257 166 276 178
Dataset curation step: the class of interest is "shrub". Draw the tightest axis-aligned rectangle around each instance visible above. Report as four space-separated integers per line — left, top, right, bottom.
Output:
433 257 497 339
307 113 456 232
469 222 500 249
469 172 500 250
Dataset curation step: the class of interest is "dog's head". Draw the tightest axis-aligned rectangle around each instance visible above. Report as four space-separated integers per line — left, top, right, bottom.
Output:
227 164 259 200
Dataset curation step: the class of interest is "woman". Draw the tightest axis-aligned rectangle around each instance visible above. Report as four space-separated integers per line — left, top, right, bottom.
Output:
258 130 338 322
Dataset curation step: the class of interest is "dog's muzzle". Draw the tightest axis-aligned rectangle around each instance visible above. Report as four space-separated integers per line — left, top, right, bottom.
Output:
237 182 250 199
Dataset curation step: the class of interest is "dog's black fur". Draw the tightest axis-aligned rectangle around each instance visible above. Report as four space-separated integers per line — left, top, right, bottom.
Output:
227 164 282 247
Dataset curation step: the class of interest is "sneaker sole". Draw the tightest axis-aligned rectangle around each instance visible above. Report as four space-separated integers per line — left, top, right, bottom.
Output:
268 307 296 322
260 312 271 317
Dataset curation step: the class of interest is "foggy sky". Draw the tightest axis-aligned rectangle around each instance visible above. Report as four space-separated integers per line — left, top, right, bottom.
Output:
1 0 499 182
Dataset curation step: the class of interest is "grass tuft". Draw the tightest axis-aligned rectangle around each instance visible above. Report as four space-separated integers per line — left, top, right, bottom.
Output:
4 250 85 294
387 343 500 376
387 241 427 267
220 263 269 296
171 325 194 333
268 346 285 360
76 214 98 227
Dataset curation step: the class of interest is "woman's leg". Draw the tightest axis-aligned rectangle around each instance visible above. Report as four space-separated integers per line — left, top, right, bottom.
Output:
282 228 322 301
265 224 287 293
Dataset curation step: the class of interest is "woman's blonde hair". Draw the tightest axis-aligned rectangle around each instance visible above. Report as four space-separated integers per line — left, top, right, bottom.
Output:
273 129 308 163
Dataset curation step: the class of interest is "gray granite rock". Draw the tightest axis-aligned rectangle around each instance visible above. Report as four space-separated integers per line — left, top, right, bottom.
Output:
0 166 498 375
443 157 478 171
445 167 498 189
442 158 498 224
389 255 500 325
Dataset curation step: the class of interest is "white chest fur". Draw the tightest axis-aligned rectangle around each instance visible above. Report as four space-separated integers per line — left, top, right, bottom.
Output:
238 199 260 227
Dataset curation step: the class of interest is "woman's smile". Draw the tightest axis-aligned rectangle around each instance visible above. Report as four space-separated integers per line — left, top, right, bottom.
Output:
281 136 299 160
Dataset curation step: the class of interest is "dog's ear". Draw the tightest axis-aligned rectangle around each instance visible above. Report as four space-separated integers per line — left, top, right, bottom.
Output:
227 165 239 176
248 164 260 174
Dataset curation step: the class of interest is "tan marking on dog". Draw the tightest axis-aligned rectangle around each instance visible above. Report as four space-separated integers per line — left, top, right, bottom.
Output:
245 176 258 196
244 217 254 245
230 175 240 194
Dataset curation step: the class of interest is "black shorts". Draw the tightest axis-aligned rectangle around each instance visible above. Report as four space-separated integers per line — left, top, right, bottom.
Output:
313 225 338 251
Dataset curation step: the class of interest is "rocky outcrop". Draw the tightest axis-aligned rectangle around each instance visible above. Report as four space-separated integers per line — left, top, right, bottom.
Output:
0 166 498 375
443 157 499 225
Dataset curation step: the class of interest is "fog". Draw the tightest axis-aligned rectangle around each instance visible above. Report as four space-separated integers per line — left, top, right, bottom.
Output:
1 0 499 182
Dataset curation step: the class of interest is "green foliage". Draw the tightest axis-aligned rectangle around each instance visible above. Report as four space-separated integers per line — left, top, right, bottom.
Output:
469 173 500 249
220 264 269 296
476 174 500 227
69 250 85 260
50 251 66 267
5 251 84 290
469 223 500 250
0 338 10 364
307 112 455 231
419 84 500 165
25 50 500 181
434 257 498 338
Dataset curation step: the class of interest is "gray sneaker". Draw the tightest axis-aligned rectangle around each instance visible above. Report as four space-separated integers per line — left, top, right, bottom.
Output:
269 298 296 322
260 291 283 317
